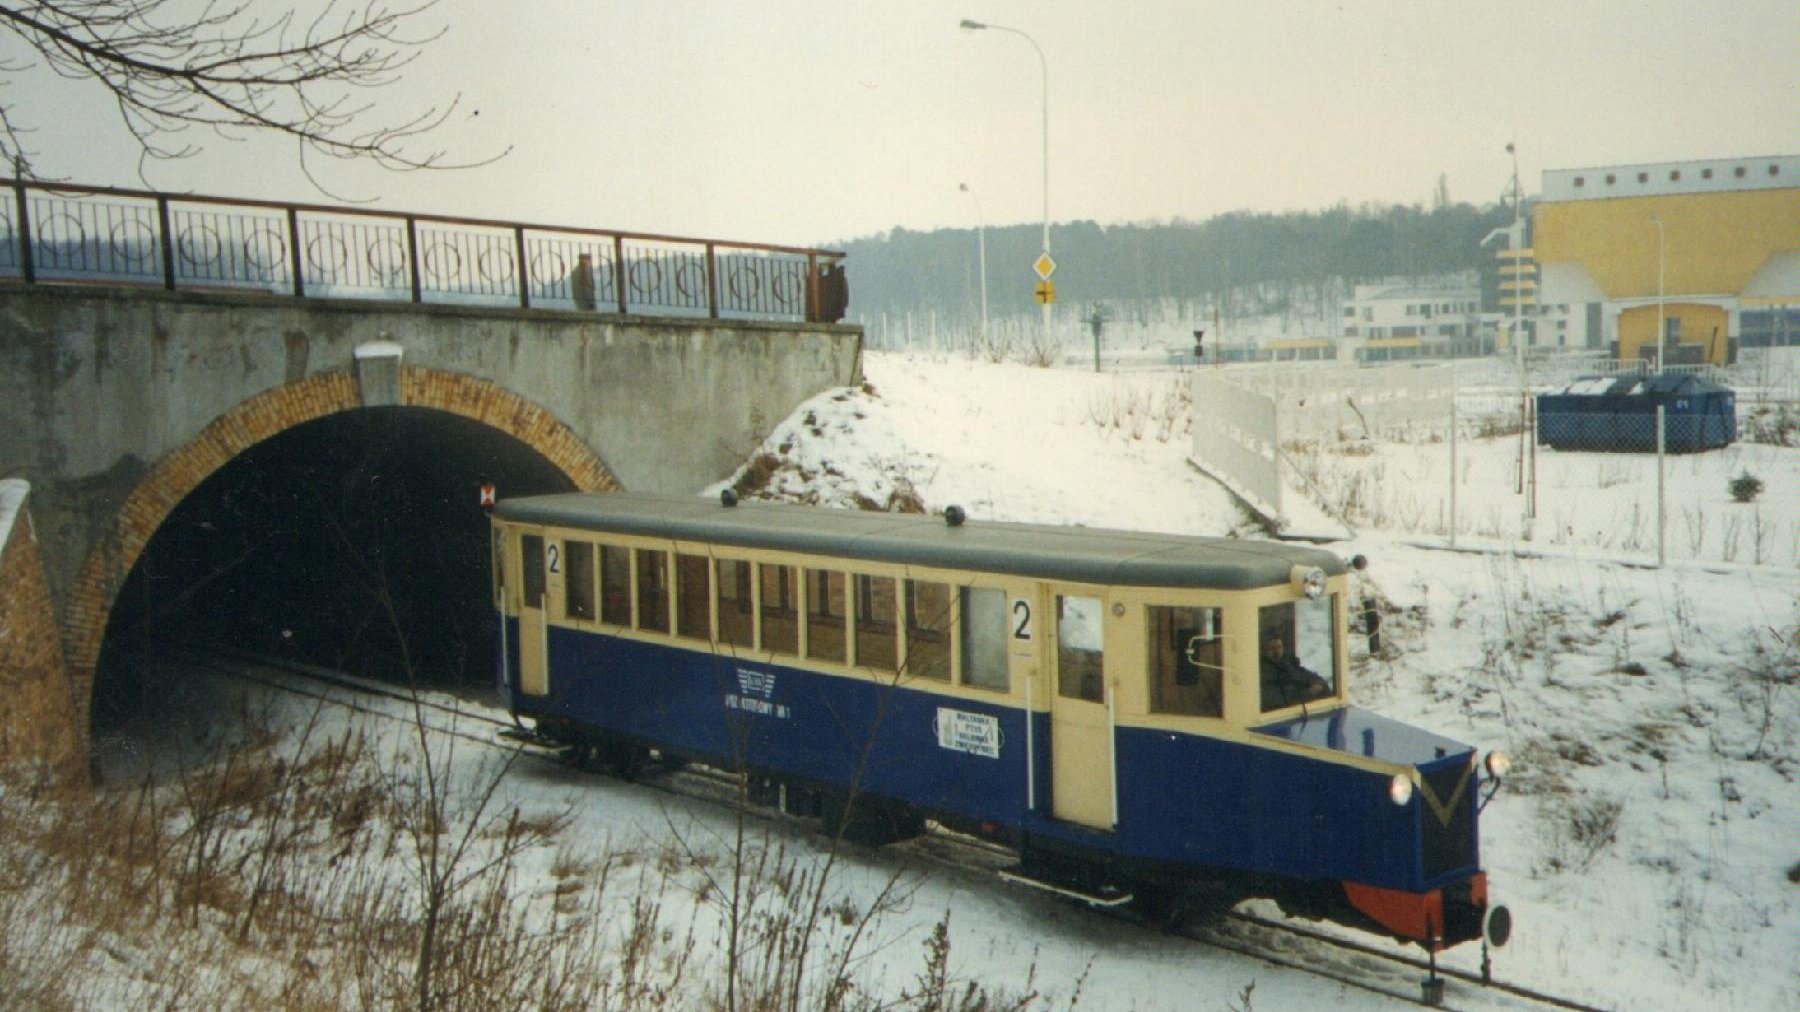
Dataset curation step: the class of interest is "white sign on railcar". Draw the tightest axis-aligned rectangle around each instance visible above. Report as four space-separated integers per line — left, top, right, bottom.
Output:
737 669 777 699
725 668 790 718
935 708 1002 758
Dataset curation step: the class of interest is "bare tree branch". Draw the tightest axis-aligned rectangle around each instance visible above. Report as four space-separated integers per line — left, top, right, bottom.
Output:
0 0 507 183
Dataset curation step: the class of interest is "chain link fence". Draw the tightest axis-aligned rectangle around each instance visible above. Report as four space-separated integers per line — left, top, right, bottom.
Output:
1200 350 1800 567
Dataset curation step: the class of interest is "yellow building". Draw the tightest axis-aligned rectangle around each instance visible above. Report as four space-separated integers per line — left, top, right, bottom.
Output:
1532 155 1800 366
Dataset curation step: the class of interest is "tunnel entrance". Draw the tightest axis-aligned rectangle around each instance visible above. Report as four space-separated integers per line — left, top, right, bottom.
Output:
91 407 579 745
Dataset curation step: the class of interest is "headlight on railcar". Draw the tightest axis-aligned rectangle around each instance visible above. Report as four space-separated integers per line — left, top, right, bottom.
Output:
1388 773 1414 806
1291 565 1327 600
1484 750 1511 778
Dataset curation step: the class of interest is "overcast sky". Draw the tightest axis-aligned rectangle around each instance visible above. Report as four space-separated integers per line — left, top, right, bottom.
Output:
13 0 1797 249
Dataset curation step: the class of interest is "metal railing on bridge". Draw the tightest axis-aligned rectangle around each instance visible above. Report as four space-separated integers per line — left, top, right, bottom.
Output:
0 179 848 324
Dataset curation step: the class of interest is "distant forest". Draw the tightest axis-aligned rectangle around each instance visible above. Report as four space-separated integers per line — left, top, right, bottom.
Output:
835 199 1517 342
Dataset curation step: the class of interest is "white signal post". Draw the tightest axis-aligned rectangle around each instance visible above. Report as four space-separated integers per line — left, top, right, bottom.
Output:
959 182 990 342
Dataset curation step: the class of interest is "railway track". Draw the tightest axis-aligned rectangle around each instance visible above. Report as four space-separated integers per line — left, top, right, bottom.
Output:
176 646 1610 1012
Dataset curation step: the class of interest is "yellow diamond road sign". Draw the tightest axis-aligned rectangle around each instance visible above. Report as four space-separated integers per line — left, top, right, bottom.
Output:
1032 252 1056 281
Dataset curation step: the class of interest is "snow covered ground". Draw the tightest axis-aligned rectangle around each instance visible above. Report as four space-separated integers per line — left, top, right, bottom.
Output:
1286 405 1800 567
706 351 1799 1010
10 352 1795 1010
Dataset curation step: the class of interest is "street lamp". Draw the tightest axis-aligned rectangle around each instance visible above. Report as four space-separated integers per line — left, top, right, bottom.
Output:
1650 213 1666 373
958 182 989 345
959 18 1052 354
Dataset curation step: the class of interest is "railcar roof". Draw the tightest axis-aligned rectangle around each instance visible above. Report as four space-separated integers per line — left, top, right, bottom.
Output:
495 492 1346 591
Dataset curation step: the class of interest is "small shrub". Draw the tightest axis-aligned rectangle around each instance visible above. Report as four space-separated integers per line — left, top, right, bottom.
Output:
1743 404 1799 447
1539 793 1624 874
733 453 784 498
1728 472 1764 504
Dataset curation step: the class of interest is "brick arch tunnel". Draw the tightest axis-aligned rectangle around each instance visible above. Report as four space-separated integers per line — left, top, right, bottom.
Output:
73 367 617 758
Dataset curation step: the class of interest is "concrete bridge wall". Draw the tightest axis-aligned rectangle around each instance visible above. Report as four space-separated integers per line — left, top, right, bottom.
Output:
0 284 863 774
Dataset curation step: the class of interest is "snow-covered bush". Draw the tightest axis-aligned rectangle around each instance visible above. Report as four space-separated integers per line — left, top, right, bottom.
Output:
1727 471 1764 503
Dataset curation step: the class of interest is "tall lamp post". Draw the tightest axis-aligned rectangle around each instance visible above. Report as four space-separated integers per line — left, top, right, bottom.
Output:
959 18 1052 354
1650 213 1666 373
959 182 989 345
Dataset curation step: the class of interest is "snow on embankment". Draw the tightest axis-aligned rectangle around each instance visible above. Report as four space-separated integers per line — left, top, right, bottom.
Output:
712 353 1256 536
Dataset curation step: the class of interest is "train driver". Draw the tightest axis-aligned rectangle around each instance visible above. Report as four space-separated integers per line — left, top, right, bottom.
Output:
1259 633 1332 710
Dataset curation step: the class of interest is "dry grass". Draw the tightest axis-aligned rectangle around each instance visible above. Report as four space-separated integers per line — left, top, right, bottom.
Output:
0 707 603 1011
1 694 1104 1012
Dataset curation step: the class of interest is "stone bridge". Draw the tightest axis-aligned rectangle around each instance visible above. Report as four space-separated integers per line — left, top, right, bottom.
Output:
0 182 861 777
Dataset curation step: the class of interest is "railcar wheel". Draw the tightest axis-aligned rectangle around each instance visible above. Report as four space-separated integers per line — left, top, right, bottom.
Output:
569 743 606 773
1134 890 1188 932
746 775 782 808
820 794 923 847
603 742 650 780
1133 881 1237 932
1134 893 1202 931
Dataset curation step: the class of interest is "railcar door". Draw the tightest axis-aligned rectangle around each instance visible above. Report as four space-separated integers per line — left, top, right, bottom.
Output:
1048 592 1115 830
516 529 550 697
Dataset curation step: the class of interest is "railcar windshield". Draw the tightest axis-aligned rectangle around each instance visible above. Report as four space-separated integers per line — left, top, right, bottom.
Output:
1258 595 1339 712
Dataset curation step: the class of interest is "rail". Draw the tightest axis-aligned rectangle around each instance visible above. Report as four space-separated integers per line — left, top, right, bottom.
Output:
0 178 848 324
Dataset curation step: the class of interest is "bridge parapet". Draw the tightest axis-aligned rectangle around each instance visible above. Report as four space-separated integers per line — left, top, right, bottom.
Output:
0 178 849 323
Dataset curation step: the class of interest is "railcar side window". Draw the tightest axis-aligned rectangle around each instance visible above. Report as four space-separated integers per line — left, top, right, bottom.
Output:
675 554 710 640
636 549 670 634
1147 605 1222 717
716 558 754 649
759 563 798 655
1258 597 1339 712
520 534 546 610
905 580 952 682
1056 595 1105 702
806 568 847 663
599 545 632 625
960 587 1009 691
855 574 899 672
564 541 596 621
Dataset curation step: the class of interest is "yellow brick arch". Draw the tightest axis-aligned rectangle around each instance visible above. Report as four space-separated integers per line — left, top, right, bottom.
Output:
61 366 616 732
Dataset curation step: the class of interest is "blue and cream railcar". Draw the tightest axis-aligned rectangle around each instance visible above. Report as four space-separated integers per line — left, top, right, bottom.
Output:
490 491 1505 950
